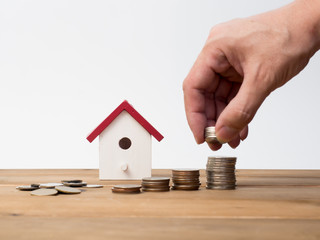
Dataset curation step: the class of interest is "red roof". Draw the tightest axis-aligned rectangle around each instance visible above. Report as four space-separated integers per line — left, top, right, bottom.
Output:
87 100 164 143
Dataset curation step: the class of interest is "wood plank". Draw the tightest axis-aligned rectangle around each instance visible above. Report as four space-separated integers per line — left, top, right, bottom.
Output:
1 217 320 240
1 169 320 239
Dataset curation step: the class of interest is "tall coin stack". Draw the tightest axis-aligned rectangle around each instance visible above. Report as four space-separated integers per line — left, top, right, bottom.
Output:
171 169 201 190
141 177 170 192
206 157 237 190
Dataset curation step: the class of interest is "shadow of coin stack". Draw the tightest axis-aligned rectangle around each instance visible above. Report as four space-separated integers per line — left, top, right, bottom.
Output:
206 157 237 190
141 177 170 192
171 169 201 190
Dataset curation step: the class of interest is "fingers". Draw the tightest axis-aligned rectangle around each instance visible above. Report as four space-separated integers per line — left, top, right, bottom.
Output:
215 73 270 143
183 49 225 144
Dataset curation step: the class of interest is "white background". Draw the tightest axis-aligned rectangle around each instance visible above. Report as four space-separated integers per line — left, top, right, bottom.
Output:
1 0 319 169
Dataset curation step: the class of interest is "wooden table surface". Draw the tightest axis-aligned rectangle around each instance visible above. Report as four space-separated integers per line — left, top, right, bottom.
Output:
0 169 320 240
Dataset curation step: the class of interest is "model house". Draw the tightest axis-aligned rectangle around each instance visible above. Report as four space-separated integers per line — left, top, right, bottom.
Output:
87 100 163 180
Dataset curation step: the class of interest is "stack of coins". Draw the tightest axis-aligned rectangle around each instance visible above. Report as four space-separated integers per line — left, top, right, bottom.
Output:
204 126 221 144
171 169 201 190
141 177 170 192
112 184 141 194
206 156 237 190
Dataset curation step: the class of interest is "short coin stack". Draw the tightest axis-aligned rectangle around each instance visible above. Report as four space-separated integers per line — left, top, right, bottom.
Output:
171 169 201 190
141 177 170 192
205 126 221 144
112 184 142 194
206 156 237 190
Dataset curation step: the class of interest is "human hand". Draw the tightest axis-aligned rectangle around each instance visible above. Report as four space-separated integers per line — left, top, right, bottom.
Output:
183 0 320 150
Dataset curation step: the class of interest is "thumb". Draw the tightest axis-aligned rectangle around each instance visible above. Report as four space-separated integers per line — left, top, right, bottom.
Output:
215 76 271 143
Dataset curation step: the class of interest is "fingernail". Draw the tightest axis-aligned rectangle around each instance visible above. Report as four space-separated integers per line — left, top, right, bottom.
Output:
216 126 239 143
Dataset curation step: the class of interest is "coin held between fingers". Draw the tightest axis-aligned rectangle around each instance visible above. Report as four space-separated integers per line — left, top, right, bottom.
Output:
204 126 224 144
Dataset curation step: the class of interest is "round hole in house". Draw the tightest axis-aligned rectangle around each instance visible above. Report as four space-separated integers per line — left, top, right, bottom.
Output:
119 137 132 150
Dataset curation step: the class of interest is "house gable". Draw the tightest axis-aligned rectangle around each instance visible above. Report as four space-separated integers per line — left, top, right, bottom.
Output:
87 100 163 143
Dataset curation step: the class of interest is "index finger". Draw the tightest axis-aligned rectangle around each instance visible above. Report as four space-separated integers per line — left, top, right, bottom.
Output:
183 51 220 144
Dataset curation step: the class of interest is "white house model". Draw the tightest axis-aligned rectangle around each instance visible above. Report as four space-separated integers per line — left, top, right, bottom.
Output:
87 100 164 180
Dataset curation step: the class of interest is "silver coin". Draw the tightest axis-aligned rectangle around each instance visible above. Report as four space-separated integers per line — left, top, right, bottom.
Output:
208 156 237 161
55 186 81 194
206 182 236 186
62 182 87 187
40 183 64 189
31 183 40 188
206 185 236 190
16 185 39 191
84 184 104 188
206 169 235 173
207 183 236 187
31 189 58 196
142 177 170 182
61 180 82 183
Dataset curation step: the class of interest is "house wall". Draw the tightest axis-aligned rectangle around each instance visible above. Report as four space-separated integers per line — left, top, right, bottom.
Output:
99 111 151 180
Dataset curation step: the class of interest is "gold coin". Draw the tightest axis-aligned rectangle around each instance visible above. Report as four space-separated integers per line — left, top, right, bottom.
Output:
142 187 170 192
111 187 141 194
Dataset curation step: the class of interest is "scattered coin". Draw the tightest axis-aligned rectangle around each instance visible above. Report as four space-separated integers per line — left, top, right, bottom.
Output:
55 186 81 194
112 184 141 194
30 183 40 188
61 180 83 183
206 156 237 190
16 185 39 191
31 189 58 196
39 183 64 189
84 184 104 188
62 182 87 187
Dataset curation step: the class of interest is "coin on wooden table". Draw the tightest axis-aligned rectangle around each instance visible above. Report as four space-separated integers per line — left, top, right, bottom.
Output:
172 168 199 173
55 186 81 194
142 177 170 192
31 189 58 196
207 181 236 186
141 182 170 188
84 184 103 188
112 184 141 194
172 168 201 191
61 180 83 183
62 182 87 187
16 185 39 191
207 176 236 181
142 177 170 182
171 185 201 190
31 183 40 188
208 159 237 163
206 185 236 190
142 187 170 192
40 183 64 189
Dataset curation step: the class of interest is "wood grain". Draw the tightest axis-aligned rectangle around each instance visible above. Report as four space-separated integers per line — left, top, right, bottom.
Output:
0 169 320 239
